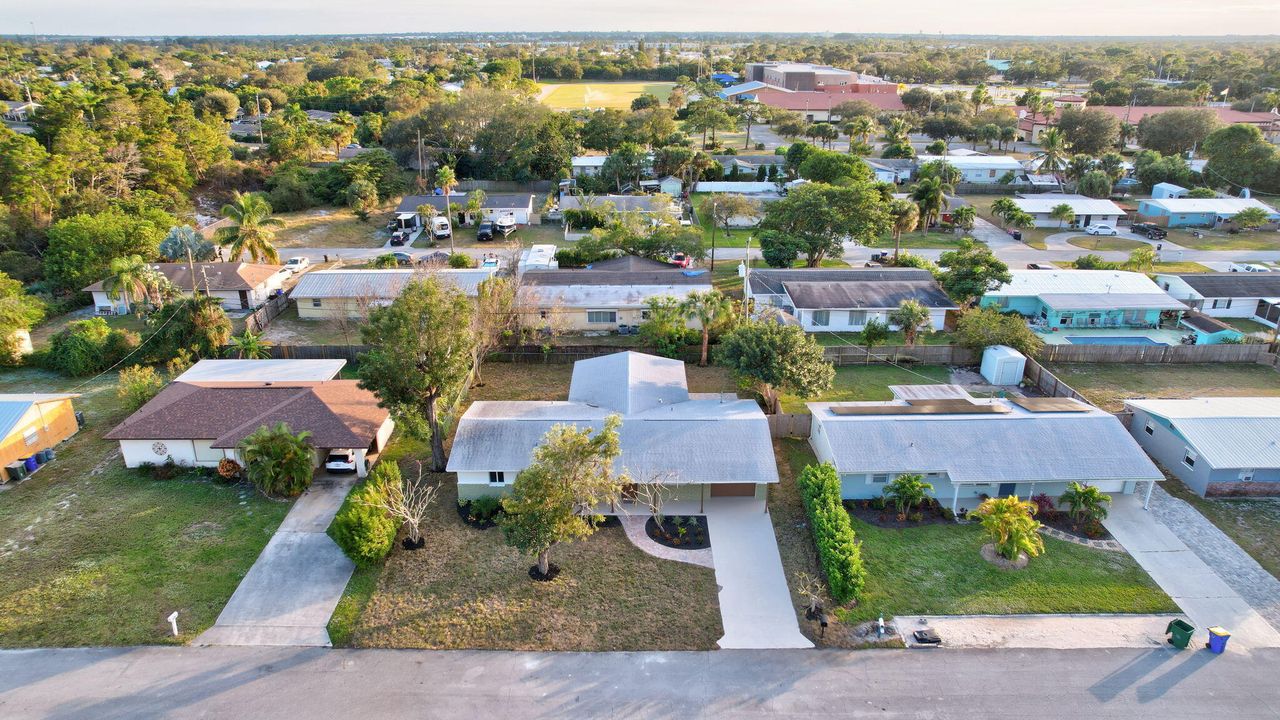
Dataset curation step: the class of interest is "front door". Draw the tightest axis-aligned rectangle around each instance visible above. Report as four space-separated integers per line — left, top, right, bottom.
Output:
710 483 756 497
997 483 1017 498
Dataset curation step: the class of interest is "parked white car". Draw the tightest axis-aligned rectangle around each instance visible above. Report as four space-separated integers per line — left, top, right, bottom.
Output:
1084 224 1118 236
324 450 357 473
283 257 310 274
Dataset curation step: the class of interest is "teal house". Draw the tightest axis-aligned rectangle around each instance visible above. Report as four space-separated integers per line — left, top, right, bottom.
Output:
981 270 1186 329
1179 312 1245 344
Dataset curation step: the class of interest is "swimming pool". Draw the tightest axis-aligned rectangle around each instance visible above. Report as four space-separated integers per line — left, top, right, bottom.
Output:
1064 336 1166 346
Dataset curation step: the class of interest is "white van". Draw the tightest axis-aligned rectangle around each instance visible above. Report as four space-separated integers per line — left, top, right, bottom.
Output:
431 216 452 240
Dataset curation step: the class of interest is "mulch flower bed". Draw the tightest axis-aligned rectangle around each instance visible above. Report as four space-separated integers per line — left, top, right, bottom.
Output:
1038 511 1112 542
844 498 956 529
645 515 710 550
456 500 500 530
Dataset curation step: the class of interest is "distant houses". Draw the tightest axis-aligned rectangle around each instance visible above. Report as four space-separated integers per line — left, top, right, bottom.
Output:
290 268 499 319
84 262 285 315
745 268 956 333
396 193 537 226
1011 194 1126 229
1136 197 1280 229
518 257 711 332
913 155 1025 184
1155 272 1280 330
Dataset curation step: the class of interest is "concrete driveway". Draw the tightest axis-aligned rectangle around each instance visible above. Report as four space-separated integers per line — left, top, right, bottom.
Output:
197 473 358 647
705 499 812 649
1103 493 1280 652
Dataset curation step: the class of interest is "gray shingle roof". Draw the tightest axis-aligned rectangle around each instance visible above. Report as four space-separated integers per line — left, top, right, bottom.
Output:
748 268 955 310
1172 273 1280 298
810 400 1162 484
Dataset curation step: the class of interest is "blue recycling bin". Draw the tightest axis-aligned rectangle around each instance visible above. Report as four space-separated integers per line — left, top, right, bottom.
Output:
1207 626 1230 654
23 456 38 472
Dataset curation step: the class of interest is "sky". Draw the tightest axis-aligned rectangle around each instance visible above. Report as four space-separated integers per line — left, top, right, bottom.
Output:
3 0 1280 37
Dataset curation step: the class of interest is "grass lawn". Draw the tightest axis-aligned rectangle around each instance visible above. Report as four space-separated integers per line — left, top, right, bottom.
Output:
272 206 391 248
1170 229 1280 252
30 309 149 351
472 360 737 404
964 195 1050 249
813 330 955 347
691 193 755 249
1160 476 1280 581
1052 260 1210 272
449 222 563 249
779 364 952 413
1044 363 1280 412
1222 317 1275 336
867 231 980 250
775 440 1176 628
0 369 289 646
259 305 363 346
328 436 722 651
1067 235 1148 252
538 81 675 110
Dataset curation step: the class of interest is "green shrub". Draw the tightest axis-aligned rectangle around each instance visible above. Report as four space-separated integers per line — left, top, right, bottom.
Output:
116 364 164 411
46 318 141 376
331 482 397 567
796 463 866 604
447 252 473 269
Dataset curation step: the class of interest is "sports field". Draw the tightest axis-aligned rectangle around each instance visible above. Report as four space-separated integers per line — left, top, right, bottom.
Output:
537 81 675 110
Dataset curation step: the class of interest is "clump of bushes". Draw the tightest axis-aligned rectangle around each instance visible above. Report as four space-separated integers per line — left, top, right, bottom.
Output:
46 318 140 376
447 252 473 269
116 365 164 411
796 462 866 604
461 495 503 526
331 477 397 567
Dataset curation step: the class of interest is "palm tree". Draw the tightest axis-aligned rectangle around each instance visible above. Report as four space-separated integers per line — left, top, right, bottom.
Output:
969 495 1045 562
978 123 1000 150
1034 128 1070 176
970 83 991 116
998 125 1018 151
435 166 459 253
889 299 931 346
682 290 733 367
910 176 953 232
159 225 216 263
329 110 356 156
843 116 878 153
228 330 273 359
238 422 315 497
887 198 919 262
1058 482 1112 526
1097 152 1126 182
103 254 154 314
950 205 976 233
1050 203 1075 229
215 191 283 263
1117 122 1136 150
991 197 1019 228
882 117 911 146
884 473 933 516
1065 154 1094 190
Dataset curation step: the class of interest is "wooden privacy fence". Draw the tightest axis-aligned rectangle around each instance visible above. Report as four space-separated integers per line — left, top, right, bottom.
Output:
1034 342 1270 364
242 295 288 335
768 413 812 439
1021 358 1089 404
823 344 980 366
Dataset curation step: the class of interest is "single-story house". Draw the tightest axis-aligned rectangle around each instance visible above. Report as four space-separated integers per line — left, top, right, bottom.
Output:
2 100 40 122
1011 194 1126 229
865 159 911 185
1151 182 1188 199
693 181 782 195
175 359 345 383
290 268 498 319
746 268 956 332
396 193 537 226
913 155 1025 184
570 155 609 177
518 257 711 332
557 194 677 221
980 269 1186 329
1136 197 1280 228
448 351 778 511
638 176 684 196
1125 397 1280 497
83 262 285 315
750 87 905 122
1154 272 1280 329
711 154 788 178
0 393 79 483
105 376 393 478
810 387 1163 512
305 109 336 123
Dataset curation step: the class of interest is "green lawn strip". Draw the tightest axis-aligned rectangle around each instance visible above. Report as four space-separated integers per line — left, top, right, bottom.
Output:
1158 476 1280 581
1222 317 1275 335
1170 232 1280 252
813 331 955 347
0 370 289 646
691 193 754 249
1067 235 1148 252
1042 363 1280 413
779 364 952 413
867 231 978 250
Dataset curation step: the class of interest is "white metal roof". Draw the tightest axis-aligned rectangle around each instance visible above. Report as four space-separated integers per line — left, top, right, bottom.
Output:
571 155 609 167
290 268 496 299
1141 197 1279 215
810 399 1162 484
916 154 1025 169
1125 397 1280 469
517 283 708 308
1013 194 1125 216
694 182 779 194
175 359 345 383
986 270 1180 304
568 352 689 414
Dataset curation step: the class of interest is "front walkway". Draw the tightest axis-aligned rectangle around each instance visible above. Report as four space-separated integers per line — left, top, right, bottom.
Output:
1103 494 1280 652
704 499 813 649
197 474 357 647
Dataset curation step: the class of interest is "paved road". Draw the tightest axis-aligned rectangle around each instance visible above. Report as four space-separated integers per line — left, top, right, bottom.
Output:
2 645 1278 718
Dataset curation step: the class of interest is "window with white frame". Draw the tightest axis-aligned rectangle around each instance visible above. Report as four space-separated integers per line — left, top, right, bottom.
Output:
812 310 830 327
311 298 322 307
1240 469 1255 482
22 427 38 446
871 473 890 484
1144 422 1154 436
1183 449 1197 468
586 310 617 324
488 471 506 484
848 310 867 326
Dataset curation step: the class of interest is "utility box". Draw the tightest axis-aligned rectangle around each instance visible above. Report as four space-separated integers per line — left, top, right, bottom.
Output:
981 345 1026 386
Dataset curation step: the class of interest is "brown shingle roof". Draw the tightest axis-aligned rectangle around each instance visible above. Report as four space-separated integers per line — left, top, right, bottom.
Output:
104 381 389 449
83 263 282 293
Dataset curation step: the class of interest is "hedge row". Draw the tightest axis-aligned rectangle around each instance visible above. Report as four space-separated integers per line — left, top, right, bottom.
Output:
796 462 866 604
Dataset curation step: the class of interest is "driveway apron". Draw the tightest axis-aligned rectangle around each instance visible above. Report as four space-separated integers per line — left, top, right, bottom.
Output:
196 474 357 647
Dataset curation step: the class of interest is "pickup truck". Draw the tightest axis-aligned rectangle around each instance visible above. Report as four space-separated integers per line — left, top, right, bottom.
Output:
1130 222 1167 240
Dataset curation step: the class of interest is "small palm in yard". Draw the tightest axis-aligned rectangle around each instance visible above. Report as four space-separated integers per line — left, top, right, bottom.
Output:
888 299 931 347
969 495 1045 562
1050 203 1075 229
227 330 273 359
1058 482 1112 527
238 422 315 497
883 473 933 516
681 289 733 367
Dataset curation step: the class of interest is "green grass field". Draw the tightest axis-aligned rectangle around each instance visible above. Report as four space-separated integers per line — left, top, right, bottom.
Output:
538 82 675 110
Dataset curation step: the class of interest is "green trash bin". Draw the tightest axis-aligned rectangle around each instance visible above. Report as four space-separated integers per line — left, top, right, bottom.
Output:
1166 619 1195 649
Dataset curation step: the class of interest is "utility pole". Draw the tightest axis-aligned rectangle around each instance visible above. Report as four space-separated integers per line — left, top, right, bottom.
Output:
256 92 264 146
709 197 717 272
416 128 425 185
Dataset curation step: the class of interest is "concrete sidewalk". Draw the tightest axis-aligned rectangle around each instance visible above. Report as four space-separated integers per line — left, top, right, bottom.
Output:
1103 494 1280 652
196 475 357 647
705 501 812 649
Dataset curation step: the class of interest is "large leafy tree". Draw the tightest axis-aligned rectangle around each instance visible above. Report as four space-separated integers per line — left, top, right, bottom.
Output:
1055 108 1119 156
758 182 890 267
937 238 1012 306
1136 108 1220 156
215 191 284 263
953 306 1044 356
238 422 315 498
1203 124 1280 194
499 415 627 578
796 150 871 185
147 294 233 360
359 277 474 471
44 206 173 293
715 321 834 414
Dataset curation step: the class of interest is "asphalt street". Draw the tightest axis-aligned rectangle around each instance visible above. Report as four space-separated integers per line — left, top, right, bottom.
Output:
1 645 1278 719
